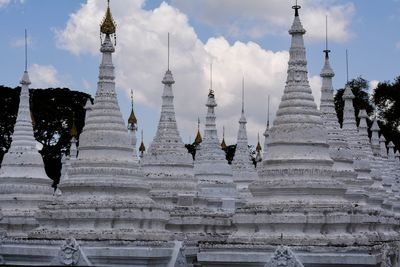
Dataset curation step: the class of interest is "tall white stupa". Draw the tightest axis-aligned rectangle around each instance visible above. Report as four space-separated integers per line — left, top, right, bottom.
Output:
31 1 170 241
233 3 356 245
0 31 52 237
141 34 196 205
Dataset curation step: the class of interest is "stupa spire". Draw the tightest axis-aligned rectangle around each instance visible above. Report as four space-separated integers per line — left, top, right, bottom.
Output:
143 33 192 163
318 21 357 193
194 117 202 144
139 129 145 157
194 66 235 208
221 126 227 150
0 30 51 237
141 33 195 205
263 94 270 155
232 77 257 195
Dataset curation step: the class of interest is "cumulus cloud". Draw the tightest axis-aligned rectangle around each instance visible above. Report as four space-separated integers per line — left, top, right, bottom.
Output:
55 0 323 145
28 64 60 88
172 0 355 43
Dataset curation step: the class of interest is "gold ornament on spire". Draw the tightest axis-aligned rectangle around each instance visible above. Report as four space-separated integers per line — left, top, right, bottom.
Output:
70 113 78 138
139 129 146 153
256 133 262 152
128 90 137 125
221 126 227 151
194 117 202 144
100 0 116 35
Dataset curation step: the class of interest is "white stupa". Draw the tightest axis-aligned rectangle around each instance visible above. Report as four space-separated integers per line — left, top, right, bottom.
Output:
231 78 258 198
141 35 195 205
233 4 355 245
0 37 52 237
194 73 236 209
31 2 170 241
319 44 359 200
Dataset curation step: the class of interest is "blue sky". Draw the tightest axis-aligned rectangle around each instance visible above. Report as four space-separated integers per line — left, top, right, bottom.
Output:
1 0 399 146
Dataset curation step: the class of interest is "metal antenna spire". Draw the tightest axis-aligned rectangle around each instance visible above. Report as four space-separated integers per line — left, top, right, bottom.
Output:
292 0 301 17
323 16 331 59
24 29 28 72
223 126 225 139
210 63 213 91
141 129 144 142
346 49 349 83
241 76 245 113
197 117 200 130
267 95 270 128
167 32 170 71
130 89 134 109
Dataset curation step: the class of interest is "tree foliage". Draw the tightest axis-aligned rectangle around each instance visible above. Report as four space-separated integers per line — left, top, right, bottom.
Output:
0 86 91 187
334 77 374 127
373 77 400 150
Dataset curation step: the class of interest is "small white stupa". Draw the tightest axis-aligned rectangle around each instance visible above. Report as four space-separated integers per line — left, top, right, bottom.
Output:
194 65 236 210
231 78 258 199
141 34 195 206
0 31 52 237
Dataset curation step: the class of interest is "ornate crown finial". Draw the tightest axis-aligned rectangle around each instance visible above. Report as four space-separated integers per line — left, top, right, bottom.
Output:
100 0 116 35
292 0 301 17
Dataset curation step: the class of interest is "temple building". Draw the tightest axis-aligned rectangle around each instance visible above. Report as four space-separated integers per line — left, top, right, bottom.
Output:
0 1 399 266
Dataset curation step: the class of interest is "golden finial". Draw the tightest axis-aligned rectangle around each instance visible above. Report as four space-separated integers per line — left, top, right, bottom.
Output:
70 113 78 138
256 133 262 152
100 0 116 35
221 126 227 151
139 129 146 153
194 117 202 144
128 89 137 125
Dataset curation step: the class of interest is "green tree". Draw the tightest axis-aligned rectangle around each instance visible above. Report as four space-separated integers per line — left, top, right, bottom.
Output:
373 77 400 150
0 86 91 187
334 77 374 127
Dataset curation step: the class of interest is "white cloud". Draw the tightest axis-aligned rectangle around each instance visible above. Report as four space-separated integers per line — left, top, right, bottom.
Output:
0 0 10 8
55 0 323 145
369 80 379 91
172 0 355 43
28 64 60 88
0 0 24 8
10 36 33 48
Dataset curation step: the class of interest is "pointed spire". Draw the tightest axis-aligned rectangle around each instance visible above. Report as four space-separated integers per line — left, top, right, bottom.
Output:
139 129 146 156
370 114 381 156
24 29 28 72
167 32 170 71
70 113 78 139
221 126 227 151
380 135 388 158
323 16 331 59
209 62 214 96
388 141 395 160
292 0 301 17
143 32 191 167
346 49 349 83
100 0 116 35
195 117 202 144
241 76 245 114
128 89 137 126
256 133 261 153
